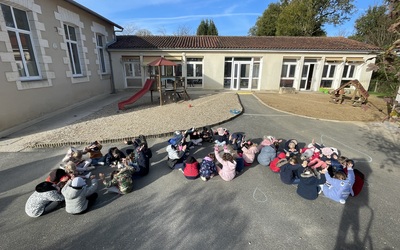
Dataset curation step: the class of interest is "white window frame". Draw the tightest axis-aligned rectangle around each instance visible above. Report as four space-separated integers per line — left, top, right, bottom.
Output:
1 4 41 81
96 34 107 74
186 58 203 88
320 63 338 88
64 24 82 76
342 64 357 79
280 59 297 87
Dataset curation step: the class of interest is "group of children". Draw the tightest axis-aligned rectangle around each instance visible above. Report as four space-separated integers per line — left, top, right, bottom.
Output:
25 127 363 218
25 136 152 217
166 128 362 205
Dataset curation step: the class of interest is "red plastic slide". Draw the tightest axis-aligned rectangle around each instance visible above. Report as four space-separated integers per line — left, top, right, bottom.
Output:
118 79 155 110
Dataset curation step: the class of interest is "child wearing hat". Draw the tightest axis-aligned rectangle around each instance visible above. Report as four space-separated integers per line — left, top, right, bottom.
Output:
296 168 327 200
283 139 299 158
25 181 65 218
61 176 98 214
214 127 229 147
257 136 281 168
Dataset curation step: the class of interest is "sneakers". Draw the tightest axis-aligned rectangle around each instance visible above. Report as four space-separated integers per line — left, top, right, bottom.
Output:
59 164 65 170
200 176 207 182
339 199 346 204
85 166 96 171
84 172 92 179
97 162 105 166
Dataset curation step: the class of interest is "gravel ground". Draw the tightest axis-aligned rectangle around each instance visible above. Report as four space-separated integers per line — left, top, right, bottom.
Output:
1 92 242 150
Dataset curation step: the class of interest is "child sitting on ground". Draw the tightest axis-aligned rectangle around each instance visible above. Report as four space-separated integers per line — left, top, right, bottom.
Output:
214 127 229 147
186 128 203 146
199 153 217 181
166 143 187 170
99 163 134 194
296 167 327 200
278 157 307 185
229 132 245 151
214 145 236 181
182 156 200 180
321 160 355 204
240 140 260 166
284 139 300 159
132 142 152 177
257 136 281 168
200 126 214 143
62 147 94 172
83 141 104 166
104 147 126 167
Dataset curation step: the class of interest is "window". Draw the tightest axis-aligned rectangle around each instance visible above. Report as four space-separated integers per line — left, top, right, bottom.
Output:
124 60 142 87
186 58 203 88
320 64 336 88
340 64 358 87
96 34 106 74
1 4 40 80
64 24 82 76
280 59 297 87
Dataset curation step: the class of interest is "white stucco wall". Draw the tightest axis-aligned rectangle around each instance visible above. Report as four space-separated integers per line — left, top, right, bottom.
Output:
109 50 376 93
0 0 116 134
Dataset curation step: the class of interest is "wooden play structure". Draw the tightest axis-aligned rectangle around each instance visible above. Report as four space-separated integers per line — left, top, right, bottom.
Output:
147 57 190 106
330 80 369 106
162 76 190 104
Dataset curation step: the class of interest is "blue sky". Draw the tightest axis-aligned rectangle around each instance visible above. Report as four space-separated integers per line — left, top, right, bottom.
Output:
75 0 384 37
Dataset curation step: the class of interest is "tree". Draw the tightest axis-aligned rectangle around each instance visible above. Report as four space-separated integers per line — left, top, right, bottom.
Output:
367 0 400 96
196 19 218 35
249 0 355 36
173 24 194 36
208 20 218 35
121 23 139 35
276 0 325 36
197 20 208 35
249 2 282 36
349 5 397 48
135 29 153 36
121 23 152 36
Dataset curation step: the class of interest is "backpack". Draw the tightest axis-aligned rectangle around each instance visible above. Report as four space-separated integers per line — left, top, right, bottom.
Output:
352 169 365 196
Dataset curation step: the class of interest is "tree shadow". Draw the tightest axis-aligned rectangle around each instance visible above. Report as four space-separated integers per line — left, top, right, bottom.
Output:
18 184 250 249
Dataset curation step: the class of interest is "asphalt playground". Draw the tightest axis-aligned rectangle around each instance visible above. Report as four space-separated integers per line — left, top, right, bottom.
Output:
0 92 399 250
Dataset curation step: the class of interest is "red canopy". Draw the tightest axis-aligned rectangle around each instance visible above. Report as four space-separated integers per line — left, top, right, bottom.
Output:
147 57 177 66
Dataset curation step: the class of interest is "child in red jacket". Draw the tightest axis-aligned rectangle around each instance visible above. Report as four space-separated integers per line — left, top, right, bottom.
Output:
183 156 200 180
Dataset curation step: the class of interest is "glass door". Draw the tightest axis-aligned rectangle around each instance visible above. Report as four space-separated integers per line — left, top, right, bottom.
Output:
232 62 251 90
124 61 142 88
300 63 315 90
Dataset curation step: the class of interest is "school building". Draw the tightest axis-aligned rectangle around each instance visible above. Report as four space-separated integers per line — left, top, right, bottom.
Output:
0 0 380 135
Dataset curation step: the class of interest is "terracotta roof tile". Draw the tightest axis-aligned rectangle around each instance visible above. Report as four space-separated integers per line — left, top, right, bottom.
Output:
108 36 381 52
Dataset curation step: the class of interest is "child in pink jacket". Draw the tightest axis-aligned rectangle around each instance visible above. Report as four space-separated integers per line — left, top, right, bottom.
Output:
214 146 237 181
240 141 261 166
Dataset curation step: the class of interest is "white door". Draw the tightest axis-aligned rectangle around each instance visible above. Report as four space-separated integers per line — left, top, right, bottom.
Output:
232 62 251 90
300 63 315 90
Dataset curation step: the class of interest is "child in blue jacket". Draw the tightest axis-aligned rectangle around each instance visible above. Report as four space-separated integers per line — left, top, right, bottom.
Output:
322 164 355 204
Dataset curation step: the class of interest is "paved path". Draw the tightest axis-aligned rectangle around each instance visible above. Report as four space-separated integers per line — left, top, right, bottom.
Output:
0 94 399 249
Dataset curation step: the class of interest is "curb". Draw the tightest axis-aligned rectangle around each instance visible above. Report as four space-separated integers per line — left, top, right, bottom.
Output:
30 94 244 148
